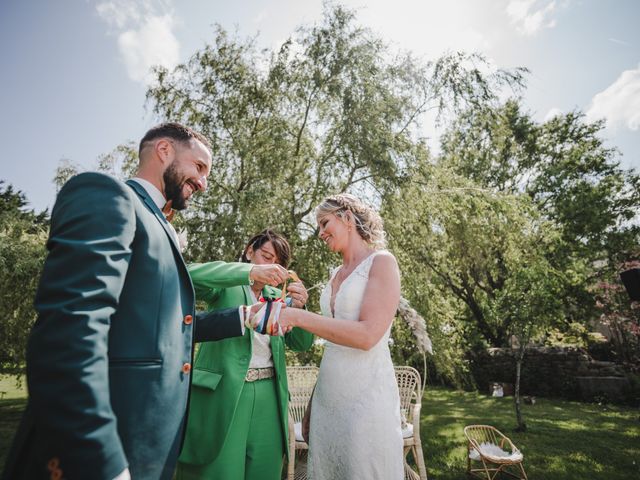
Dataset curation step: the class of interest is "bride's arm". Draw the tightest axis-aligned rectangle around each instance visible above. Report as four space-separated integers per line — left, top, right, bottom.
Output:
279 253 401 350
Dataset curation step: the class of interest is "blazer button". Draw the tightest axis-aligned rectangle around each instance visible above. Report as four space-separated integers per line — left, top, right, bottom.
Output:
182 363 191 374
184 314 193 325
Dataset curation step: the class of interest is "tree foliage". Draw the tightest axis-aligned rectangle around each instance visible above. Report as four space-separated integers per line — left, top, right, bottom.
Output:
0 182 48 374
436 100 640 353
385 159 566 347
440 100 640 264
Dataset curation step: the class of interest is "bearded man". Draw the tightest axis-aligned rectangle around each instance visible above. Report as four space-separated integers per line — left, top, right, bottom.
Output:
2 123 285 480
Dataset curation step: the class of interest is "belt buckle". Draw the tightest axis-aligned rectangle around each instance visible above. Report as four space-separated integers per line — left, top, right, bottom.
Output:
246 369 259 382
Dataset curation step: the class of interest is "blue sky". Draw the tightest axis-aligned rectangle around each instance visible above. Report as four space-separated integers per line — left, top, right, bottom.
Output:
1 0 639 212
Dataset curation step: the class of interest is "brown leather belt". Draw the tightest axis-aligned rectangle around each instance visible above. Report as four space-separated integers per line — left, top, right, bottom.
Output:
245 367 275 382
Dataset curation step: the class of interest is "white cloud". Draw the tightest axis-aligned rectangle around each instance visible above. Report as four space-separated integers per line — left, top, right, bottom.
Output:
341 0 491 60
118 14 180 84
96 0 141 29
96 0 180 85
608 37 630 47
543 107 563 121
586 64 640 132
506 0 559 36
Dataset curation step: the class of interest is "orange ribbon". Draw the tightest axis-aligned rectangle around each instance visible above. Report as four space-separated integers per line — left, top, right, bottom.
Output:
280 270 301 302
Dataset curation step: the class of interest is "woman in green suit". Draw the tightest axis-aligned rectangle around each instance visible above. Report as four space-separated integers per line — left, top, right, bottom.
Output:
177 229 314 480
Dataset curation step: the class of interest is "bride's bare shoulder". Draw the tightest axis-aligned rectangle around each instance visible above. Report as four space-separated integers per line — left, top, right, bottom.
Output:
370 251 399 273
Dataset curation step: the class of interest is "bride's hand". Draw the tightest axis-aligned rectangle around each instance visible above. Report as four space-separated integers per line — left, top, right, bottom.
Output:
279 306 296 333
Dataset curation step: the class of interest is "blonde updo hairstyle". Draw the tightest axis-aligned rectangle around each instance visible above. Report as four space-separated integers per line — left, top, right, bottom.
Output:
316 193 386 250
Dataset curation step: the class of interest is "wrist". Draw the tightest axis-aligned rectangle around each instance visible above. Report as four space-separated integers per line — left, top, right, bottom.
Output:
289 309 302 327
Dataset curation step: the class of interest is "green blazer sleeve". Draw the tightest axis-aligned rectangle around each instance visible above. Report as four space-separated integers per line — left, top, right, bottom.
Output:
27 173 133 480
187 261 253 304
189 261 252 342
284 326 314 351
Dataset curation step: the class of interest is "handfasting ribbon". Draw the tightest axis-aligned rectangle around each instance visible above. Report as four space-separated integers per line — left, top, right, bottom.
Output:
280 270 301 303
246 299 284 336
267 301 283 335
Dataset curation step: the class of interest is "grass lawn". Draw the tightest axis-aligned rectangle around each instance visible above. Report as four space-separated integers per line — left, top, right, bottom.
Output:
0 375 26 400
0 376 27 471
423 386 640 480
1 379 638 479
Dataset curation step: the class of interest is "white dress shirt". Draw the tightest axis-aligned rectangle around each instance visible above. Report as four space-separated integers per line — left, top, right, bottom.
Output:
247 289 274 369
129 177 180 246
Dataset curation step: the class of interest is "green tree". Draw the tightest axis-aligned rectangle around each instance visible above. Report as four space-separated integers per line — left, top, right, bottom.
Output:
439 100 640 337
490 256 565 430
440 100 640 263
0 182 48 376
384 159 565 393
54 143 138 190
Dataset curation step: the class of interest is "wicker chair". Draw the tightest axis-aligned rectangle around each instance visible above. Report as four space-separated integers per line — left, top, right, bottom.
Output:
286 366 319 480
463 425 528 480
395 366 428 480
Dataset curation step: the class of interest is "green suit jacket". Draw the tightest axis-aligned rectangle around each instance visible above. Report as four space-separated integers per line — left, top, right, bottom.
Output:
2 173 243 480
178 262 314 465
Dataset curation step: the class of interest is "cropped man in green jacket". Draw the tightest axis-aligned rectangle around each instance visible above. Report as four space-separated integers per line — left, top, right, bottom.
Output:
177 229 314 480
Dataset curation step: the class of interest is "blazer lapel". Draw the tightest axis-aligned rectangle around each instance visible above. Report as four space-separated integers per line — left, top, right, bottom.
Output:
126 180 182 254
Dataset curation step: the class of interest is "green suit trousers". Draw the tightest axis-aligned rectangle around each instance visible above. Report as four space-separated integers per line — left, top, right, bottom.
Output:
176 376 284 480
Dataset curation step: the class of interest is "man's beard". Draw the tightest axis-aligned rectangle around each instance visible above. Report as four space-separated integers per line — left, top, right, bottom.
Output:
163 162 189 210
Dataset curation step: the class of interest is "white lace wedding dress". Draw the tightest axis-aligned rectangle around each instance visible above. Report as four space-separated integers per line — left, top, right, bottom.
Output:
307 251 404 480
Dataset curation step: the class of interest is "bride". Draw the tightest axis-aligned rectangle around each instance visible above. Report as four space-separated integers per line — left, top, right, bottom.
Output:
280 193 403 479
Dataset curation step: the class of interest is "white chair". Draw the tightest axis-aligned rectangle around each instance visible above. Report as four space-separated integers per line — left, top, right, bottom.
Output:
395 366 428 480
286 366 319 480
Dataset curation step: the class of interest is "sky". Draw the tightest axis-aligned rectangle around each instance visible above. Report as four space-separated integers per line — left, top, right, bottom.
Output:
1 0 639 213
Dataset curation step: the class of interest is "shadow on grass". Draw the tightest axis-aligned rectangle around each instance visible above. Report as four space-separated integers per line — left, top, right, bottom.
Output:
0 398 27 472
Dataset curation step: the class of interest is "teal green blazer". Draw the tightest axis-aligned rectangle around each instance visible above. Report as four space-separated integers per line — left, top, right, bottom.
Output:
178 262 314 465
2 173 243 480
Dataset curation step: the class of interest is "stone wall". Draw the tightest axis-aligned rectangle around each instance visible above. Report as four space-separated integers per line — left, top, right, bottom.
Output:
469 346 633 401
